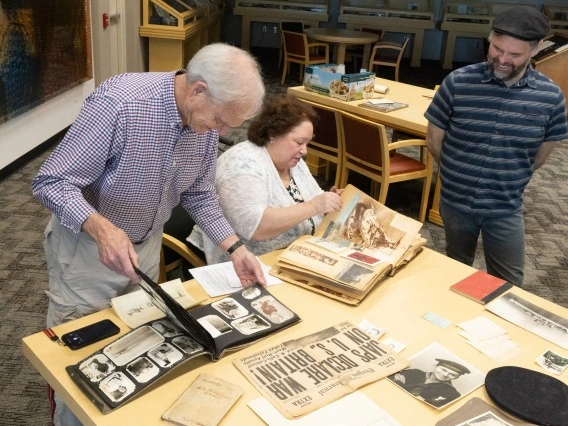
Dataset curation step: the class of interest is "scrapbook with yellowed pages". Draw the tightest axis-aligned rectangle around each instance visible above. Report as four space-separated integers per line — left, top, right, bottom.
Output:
271 185 426 305
66 269 300 413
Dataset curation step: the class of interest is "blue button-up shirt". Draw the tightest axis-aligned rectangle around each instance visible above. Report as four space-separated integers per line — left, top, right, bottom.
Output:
32 71 234 245
425 62 568 216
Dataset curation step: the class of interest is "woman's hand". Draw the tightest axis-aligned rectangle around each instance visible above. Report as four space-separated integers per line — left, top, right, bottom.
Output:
308 191 343 215
330 186 344 196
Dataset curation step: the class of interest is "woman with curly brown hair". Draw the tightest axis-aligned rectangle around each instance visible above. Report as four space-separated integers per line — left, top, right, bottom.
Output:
190 94 343 264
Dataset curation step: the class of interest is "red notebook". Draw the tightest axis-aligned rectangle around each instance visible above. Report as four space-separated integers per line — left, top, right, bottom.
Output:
450 271 513 304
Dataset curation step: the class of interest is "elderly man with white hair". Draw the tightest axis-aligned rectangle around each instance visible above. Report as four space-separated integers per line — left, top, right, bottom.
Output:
32 43 266 426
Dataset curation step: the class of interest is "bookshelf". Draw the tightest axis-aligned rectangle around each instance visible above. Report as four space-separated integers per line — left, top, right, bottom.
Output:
338 0 435 67
544 4 568 37
440 1 537 69
233 0 329 50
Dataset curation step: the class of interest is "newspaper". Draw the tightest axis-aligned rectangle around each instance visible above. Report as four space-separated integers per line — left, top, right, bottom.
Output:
233 321 409 419
272 185 426 304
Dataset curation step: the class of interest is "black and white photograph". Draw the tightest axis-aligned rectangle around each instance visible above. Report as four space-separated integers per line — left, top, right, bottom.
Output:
241 286 261 300
339 201 401 250
99 372 136 403
151 319 183 337
289 244 338 266
103 326 165 366
148 343 183 368
306 236 348 253
252 295 295 324
486 293 568 349
198 314 233 338
79 354 116 383
212 297 249 319
232 314 271 335
455 411 514 426
535 349 568 375
336 262 374 286
172 335 204 355
126 357 160 383
387 342 485 409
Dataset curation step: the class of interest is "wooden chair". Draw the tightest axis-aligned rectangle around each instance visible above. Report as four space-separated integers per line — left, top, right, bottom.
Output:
299 99 344 187
281 30 329 85
159 204 206 283
345 28 384 72
368 36 410 82
338 111 433 222
278 21 305 70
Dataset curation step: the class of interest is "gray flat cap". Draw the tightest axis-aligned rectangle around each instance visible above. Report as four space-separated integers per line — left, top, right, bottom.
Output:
492 6 550 41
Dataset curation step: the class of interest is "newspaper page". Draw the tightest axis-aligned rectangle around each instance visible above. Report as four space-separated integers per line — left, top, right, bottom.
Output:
233 321 409 419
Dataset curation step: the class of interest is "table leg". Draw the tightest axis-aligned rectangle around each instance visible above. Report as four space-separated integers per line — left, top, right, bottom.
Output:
329 44 339 64
337 43 346 66
241 17 251 51
411 30 425 67
428 174 443 226
362 43 372 71
443 32 458 69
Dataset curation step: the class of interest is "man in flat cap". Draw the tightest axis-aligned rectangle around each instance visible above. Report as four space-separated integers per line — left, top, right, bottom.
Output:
388 359 470 407
425 6 568 287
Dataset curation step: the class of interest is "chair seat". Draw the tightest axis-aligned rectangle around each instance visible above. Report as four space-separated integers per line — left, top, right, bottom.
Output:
390 153 427 175
347 153 425 176
309 53 327 61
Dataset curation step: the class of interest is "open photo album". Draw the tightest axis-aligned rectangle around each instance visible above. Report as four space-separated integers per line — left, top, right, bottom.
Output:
66 269 301 413
271 184 426 305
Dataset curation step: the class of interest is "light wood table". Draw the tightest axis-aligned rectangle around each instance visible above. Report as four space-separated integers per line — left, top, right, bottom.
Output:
303 28 380 67
288 80 444 225
288 77 432 136
22 249 568 425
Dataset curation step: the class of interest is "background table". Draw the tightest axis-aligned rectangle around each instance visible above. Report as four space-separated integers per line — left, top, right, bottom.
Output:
303 28 380 67
22 248 568 425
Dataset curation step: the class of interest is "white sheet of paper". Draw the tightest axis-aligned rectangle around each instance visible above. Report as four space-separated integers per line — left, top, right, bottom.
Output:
111 279 199 329
248 392 401 426
368 98 395 105
457 316 508 341
191 259 281 297
467 338 524 362
459 332 511 350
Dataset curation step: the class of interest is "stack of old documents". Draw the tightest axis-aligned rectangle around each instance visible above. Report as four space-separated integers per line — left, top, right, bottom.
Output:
271 185 426 305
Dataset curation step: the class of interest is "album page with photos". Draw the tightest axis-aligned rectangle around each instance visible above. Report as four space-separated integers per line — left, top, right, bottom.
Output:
66 272 301 414
272 184 426 304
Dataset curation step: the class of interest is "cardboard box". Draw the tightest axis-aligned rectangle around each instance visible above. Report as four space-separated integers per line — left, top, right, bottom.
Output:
304 64 376 101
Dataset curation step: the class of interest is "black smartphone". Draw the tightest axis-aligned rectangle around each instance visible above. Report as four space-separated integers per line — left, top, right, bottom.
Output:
61 319 120 350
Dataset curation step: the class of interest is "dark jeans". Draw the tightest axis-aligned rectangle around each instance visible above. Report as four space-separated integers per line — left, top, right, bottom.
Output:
440 200 525 286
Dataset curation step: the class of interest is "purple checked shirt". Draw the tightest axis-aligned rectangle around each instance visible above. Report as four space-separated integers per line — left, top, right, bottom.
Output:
32 71 234 245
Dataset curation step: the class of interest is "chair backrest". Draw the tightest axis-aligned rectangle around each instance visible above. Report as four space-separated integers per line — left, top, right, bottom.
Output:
160 204 205 282
310 103 342 151
163 204 195 245
281 21 304 33
282 30 308 58
371 36 410 62
339 112 390 172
